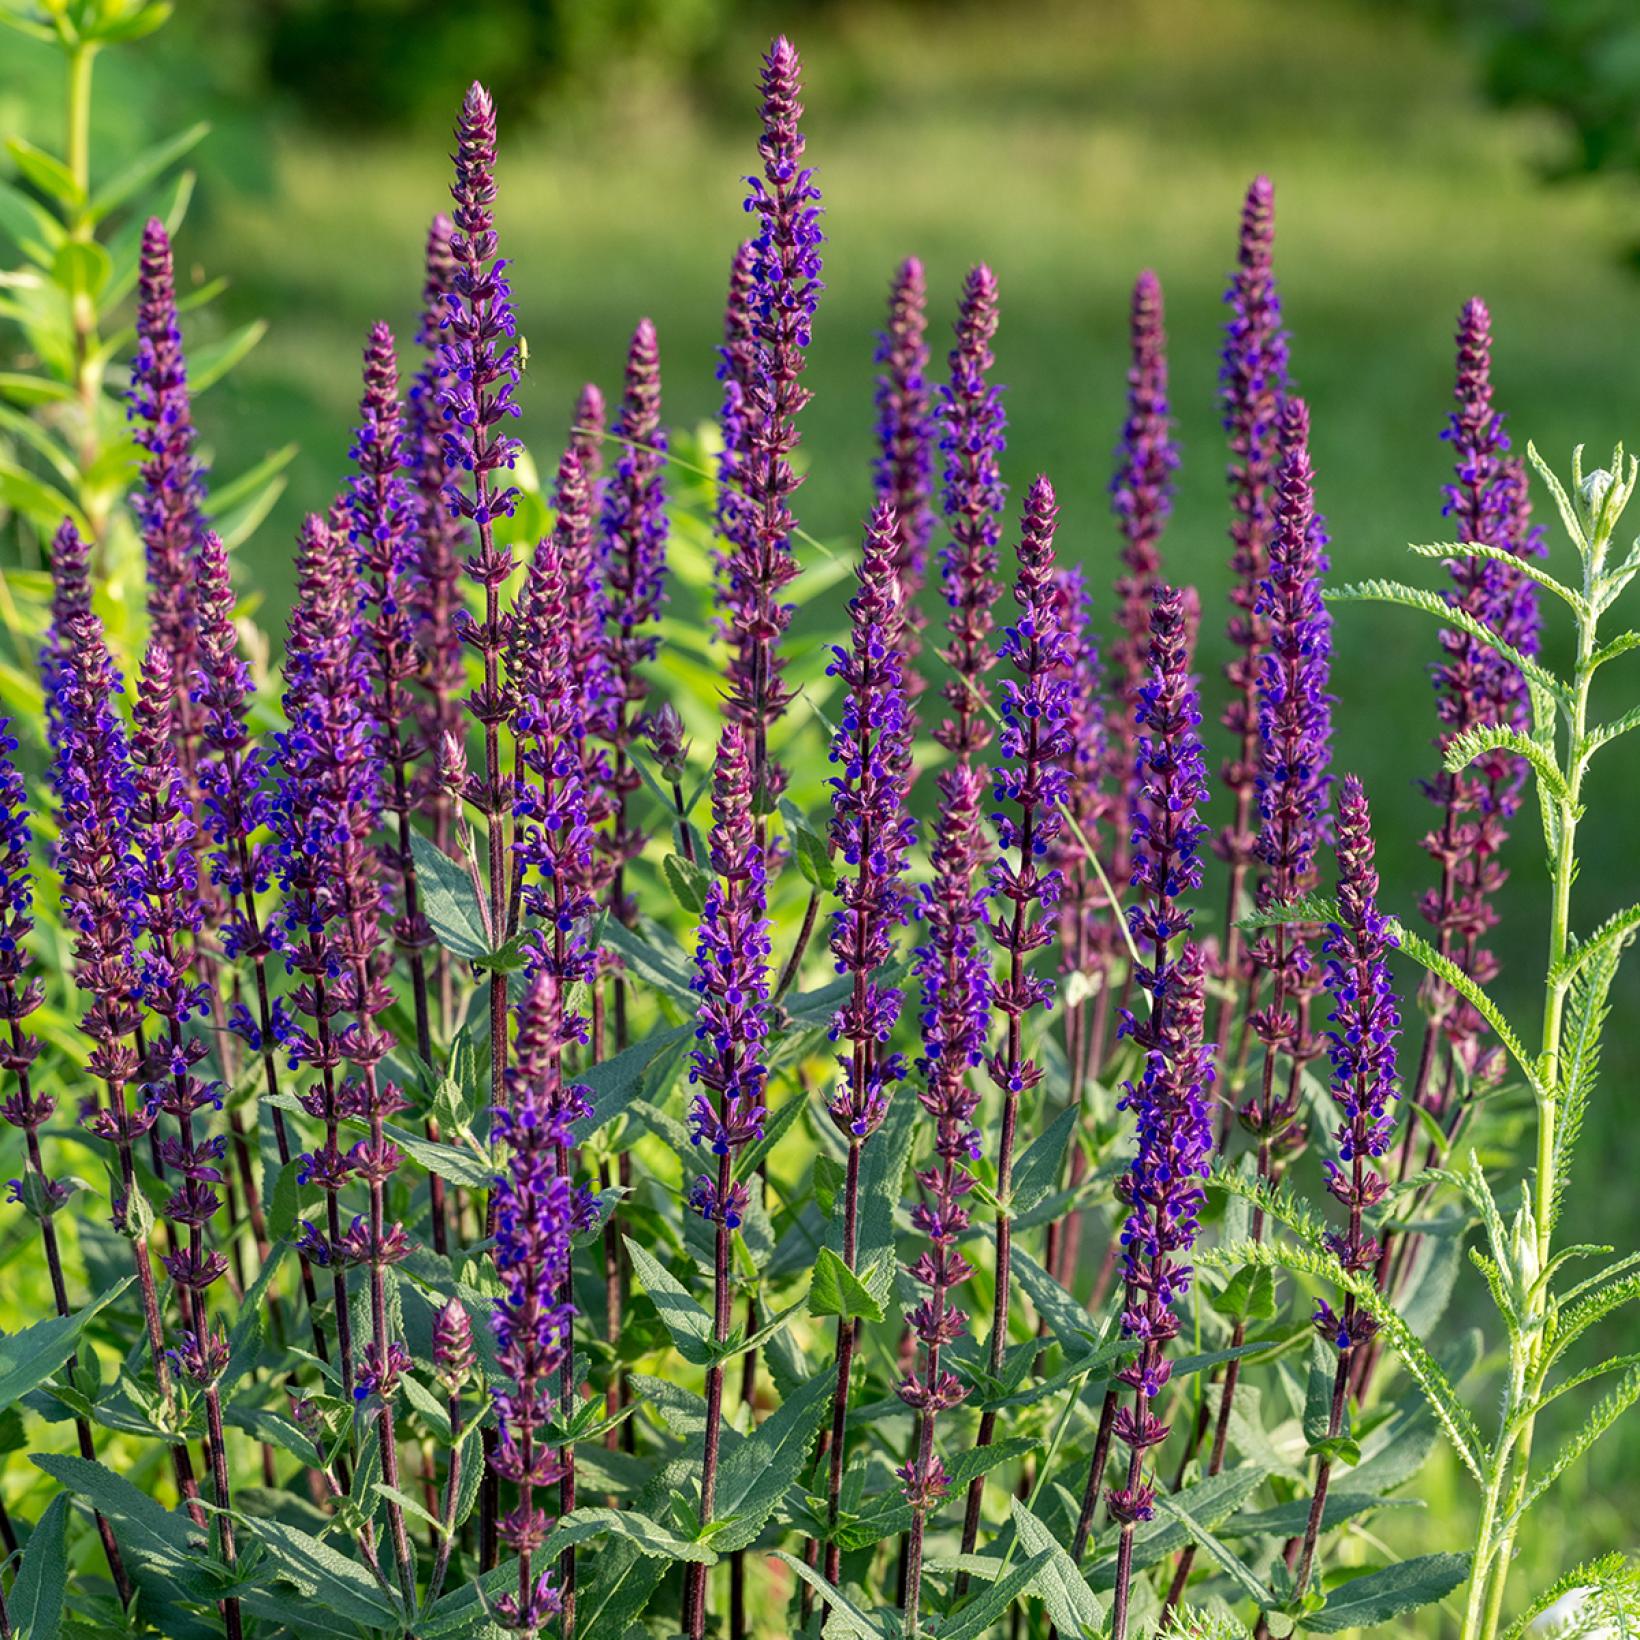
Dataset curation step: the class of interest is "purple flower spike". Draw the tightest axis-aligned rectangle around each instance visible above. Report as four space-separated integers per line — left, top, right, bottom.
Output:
407 214 468 837
1241 399 1331 1144
874 257 936 693
440 82 523 534
43 518 92 761
1421 298 1544 1083
686 723 771 1207
599 319 670 920
1217 176 1291 885
1317 776 1401 1308
129 217 207 768
1109 270 1179 868
571 381 606 486
934 266 1006 765
824 501 917 1142
0 721 56 1217
490 968 588 1630
716 38 824 812
714 240 759 567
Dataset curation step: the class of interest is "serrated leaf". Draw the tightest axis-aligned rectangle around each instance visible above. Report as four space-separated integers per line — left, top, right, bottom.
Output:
564 1540 666 1640
771 1552 888 1638
409 832 493 962
574 1023 693 1144
1152 1491 1272 1610
547 1505 715 1563
661 851 709 915
941 1549 1054 1640
240 1515 404 1625
1303 1552 1470 1632
9 1491 69 1640
809 1246 885 1324
0 1277 133 1406
624 1237 713 1367
709 1368 830 1551
602 918 697 1005
1008 1104 1078 1218
1010 1497 1104 1637
1211 1263 1278 1326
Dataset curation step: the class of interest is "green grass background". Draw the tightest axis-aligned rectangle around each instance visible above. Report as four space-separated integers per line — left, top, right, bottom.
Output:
7 0 1640 1620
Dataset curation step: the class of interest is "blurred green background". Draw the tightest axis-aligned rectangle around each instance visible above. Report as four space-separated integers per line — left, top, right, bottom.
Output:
5 0 1640 1607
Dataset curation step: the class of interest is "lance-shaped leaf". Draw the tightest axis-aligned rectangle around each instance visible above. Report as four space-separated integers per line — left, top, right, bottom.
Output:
1010 1497 1104 1637
708 1369 831 1551
9 1491 69 1640
1304 1552 1471 1633
0 1277 133 1407
624 1238 713 1367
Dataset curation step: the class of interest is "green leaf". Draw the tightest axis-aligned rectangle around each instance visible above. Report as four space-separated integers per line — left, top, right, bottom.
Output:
240 1515 404 1626
547 1505 715 1563
87 121 209 221
1008 1104 1077 1217
1152 1491 1272 1611
574 1023 692 1144
1509 1364 1640 1531
941 1549 1054 1640
602 918 697 1006
190 319 268 393
0 374 76 408
0 458 88 538
564 1541 667 1640
1012 1247 1113 1359
1211 1263 1279 1325
408 832 492 962
223 1242 288 1390
838 1090 917 1305
770 1552 888 1638
1010 1497 1104 1637
779 797 836 892
809 1246 885 1324
623 1237 713 1367
709 1368 831 1551
1327 578 1566 703
661 851 710 915
266 1157 300 1242
1550 901 1640 995
1303 1552 1471 1632
1237 892 1340 933
1442 723 1573 809
0 1278 133 1406
1390 923 1540 1096
5 138 81 208
385 1122 495 1189
1407 539 1588 614
9 1491 69 1640
1089 1466 1269 1587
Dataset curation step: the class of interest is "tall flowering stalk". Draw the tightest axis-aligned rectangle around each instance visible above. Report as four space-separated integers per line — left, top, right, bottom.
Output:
129 643 242 1635
598 318 669 945
899 763 991 1633
714 240 758 574
273 512 417 1601
491 970 587 1637
1288 775 1401 1593
0 723 132 1602
819 500 917 1585
1211 399 1331 1471
198 529 330 1355
50 589 206 1527
1214 177 1290 1079
933 266 1005 767
1047 567 1110 1286
682 723 771 1640
719 37 823 814
571 381 606 485
128 217 206 769
1109 942 1215 1640
442 81 524 1107
408 213 468 1024
1108 269 1180 883
1073 585 1211 1569
1410 299 1541 1135
957 476 1072 1562
874 257 936 699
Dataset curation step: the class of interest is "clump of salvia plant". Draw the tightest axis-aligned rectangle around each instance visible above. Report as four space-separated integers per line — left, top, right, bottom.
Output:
6 11 1640 1640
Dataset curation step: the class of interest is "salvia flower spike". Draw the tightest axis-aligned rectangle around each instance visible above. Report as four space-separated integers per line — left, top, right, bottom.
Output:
1291 773 1401 1593
1215 176 1290 1059
874 256 936 698
719 36 824 815
934 265 1005 766
129 217 208 773
683 721 772 1639
958 475 1074 1564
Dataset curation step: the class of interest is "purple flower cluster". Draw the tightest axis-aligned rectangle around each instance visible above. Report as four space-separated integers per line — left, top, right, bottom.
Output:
1107 584 1215 1537
1109 270 1179 858
512 450 601 1000
933 266 1006 764
1217 176 1291 881
873 257 936 689
599 319 670 916
719 37 824 807
571 381 606 485
824 501 916 1140
1421 298 1543 1077
128 217 207 767
440 83 523 533
686 723 771 1228
1316 777 1401 1339
714 240 759 568
490 969 590 1632
1242 399 1331 1140
0 721 57 1226
407 215 468 842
